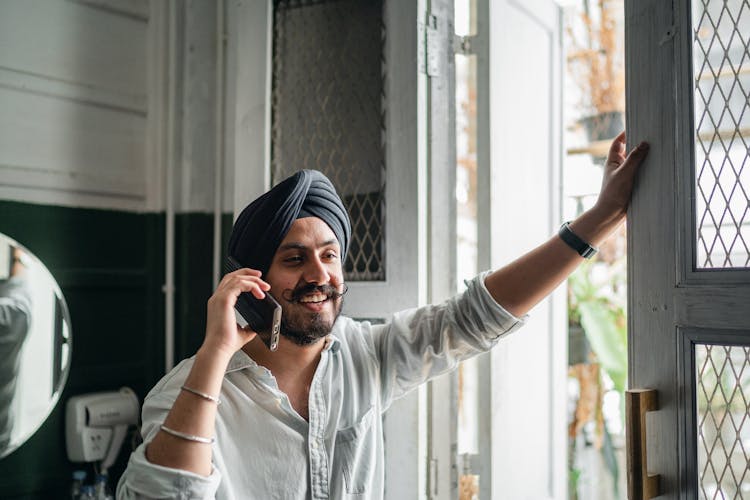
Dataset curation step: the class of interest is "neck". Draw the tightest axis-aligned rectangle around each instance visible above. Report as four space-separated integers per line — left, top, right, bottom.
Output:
242 334 326 380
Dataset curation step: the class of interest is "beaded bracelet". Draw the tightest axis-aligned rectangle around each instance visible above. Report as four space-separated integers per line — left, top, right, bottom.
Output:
160 424 215 444
181 385 221 405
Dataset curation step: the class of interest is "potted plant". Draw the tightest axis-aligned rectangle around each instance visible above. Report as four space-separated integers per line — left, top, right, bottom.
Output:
567 225 629 499
566 0 625 142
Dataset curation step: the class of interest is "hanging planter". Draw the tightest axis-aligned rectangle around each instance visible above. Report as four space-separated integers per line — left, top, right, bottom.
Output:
566 0 625 145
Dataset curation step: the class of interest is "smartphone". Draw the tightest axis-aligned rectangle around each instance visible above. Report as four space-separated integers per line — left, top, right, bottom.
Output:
224 256 282 351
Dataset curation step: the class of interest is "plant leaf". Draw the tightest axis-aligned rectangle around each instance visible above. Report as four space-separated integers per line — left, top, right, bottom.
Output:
578 301 627 392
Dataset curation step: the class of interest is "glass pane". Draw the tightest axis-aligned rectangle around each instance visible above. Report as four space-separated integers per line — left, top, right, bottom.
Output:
456 48 479 457
456 49 478 294
695 344 750 498
693 0 750 269
454 0 476 37
271 0 386 281
456 0 479 496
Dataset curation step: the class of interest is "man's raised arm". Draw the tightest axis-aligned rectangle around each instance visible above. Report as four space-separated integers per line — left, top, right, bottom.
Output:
485 132 649 317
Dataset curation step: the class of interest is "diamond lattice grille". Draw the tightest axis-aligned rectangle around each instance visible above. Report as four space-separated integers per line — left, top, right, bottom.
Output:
693 0 750 268
271 0 386 281
696 344 750 498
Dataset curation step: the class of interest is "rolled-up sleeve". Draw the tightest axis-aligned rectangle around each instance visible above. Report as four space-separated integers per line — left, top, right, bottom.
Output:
116 365 222 500
371 271 527 407
117 444 221 500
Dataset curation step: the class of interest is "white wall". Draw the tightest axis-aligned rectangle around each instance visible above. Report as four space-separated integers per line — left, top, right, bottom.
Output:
0 0 229 215
0 0 153 211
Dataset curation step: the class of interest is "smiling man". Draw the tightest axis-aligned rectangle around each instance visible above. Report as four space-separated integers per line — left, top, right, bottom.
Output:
118 134 649 499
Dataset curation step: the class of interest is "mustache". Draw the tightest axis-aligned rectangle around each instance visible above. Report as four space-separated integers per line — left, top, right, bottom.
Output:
281 282 349 303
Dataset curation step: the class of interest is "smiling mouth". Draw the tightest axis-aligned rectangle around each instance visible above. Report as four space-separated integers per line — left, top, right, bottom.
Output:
298 293 328 304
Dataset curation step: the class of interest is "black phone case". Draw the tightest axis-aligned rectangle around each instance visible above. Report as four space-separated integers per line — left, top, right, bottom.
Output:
224 257 282 351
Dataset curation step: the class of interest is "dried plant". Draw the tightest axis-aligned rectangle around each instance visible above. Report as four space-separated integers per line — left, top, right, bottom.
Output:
566 0 625 116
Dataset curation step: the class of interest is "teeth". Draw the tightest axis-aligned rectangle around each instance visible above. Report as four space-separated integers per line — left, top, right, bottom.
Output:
300 293 327 304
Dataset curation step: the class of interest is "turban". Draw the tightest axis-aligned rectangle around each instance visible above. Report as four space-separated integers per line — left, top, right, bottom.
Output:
228 170 351 276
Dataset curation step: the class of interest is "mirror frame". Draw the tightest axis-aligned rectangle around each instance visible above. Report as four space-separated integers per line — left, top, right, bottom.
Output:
0 233 72 460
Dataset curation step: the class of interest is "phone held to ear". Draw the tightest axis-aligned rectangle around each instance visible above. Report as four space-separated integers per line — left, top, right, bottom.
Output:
224 256 282 351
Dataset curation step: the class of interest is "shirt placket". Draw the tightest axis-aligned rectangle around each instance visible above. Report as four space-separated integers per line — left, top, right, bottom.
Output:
308 352 330 499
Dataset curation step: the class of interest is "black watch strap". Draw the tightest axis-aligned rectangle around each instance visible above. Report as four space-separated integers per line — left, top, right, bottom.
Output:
558 222 598 259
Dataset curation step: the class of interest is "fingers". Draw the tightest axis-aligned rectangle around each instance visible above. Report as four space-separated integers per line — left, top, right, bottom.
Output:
218 268 270 300
621 141 650 171
606 131 627 165
607 130 650 172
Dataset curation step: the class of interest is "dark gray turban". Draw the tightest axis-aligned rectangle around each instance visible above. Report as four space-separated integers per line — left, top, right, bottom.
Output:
228 170 351 276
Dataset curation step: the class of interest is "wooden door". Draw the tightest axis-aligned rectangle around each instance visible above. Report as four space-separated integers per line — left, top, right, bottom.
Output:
626 1 750 498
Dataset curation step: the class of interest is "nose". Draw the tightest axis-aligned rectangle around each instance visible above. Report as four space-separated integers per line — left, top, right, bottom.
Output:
303 256 330 285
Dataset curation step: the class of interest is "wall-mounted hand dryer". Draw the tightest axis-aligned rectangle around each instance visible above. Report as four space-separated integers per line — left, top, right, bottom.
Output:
65 387 139 473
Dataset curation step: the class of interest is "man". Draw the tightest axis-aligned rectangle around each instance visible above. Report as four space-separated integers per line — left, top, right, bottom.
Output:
118 133 649 499
0 246 33 451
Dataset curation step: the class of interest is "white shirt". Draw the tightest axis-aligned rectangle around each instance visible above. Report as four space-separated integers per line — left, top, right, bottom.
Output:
117 273 525 499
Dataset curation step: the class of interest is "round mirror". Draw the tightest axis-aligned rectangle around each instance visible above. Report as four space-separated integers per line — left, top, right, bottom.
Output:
0 233 71 459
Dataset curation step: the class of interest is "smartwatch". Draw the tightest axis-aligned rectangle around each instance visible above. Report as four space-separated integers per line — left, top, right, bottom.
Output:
558 222 598 259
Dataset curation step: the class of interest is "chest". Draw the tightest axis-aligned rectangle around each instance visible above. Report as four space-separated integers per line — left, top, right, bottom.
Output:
281 383 310 421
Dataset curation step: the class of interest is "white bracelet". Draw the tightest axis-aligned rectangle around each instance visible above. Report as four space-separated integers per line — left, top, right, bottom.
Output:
160 424 215 444
181 385 221 405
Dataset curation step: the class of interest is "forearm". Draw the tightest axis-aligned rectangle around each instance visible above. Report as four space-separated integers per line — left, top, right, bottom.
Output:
145 347 231 476
485 205 623 317
143 265 264 476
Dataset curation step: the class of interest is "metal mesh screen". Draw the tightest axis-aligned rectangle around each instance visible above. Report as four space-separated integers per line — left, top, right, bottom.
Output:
693 0 750 268
271 0 386 281
696 344 750 498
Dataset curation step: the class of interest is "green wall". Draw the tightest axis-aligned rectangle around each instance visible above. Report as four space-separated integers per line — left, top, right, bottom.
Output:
0 200 232 499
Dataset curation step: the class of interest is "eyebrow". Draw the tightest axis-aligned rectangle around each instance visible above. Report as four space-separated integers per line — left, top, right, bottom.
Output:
277 239 339 252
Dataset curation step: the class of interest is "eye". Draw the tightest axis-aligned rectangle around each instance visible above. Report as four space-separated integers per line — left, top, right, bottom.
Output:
323 251 338 261
284 254 303 265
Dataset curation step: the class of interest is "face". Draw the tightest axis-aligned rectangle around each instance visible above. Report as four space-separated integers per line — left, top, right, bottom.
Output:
266 217 345 346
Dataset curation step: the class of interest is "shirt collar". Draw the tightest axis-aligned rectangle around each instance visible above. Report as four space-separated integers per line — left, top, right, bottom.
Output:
225 334 341 374
225 349 267 375
323 334 341 353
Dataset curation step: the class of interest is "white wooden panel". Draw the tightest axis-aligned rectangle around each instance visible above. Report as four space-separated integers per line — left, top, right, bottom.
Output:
73 0 150 20
0 66 146 115
674 286 750 330
377 1 428 497
0 87 146 197
342 0 425 319
624 1 680 495
423 0 458 497
0 0 147 106
487 0 565 498
226 0 272 213
143 0 170 212
0 0 159 211
178 0 218 213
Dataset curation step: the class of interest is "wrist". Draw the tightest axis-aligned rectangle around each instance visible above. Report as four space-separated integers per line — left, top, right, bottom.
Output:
569 206 624 247
559 222 598 259
195 343 235 367
591 200 626 228
185 347 233 398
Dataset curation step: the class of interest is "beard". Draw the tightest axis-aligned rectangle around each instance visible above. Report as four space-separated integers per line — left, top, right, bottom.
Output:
280 296 343 346
281 285 345 346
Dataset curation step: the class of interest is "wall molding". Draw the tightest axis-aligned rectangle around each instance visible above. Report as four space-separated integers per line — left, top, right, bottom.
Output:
0 66 147 115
